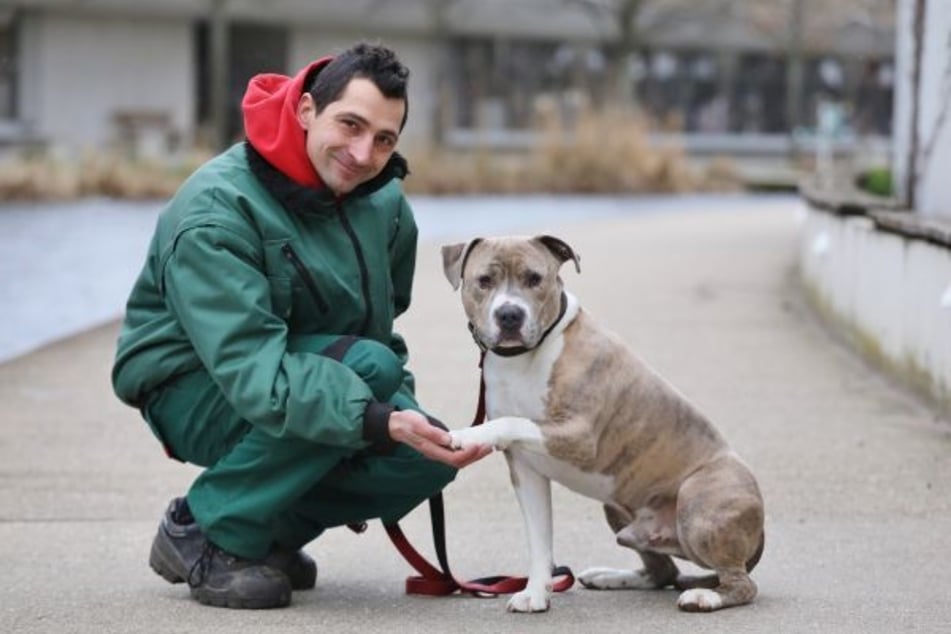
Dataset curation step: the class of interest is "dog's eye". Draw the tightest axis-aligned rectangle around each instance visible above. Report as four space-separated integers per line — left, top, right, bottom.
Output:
525 272 543 288
477 275 493 290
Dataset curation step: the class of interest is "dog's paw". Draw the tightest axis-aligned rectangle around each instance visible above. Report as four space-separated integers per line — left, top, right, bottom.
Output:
677 588 724 612
447 429 470 450
579 566 655 590
506 588 550 613
448 427 493 450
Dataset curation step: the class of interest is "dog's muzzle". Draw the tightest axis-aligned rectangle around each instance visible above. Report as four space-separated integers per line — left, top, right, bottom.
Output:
468 292 568 358
495 304 526 339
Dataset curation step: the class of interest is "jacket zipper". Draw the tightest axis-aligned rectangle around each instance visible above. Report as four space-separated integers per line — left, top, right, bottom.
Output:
336 202 374 334
281 243 330 313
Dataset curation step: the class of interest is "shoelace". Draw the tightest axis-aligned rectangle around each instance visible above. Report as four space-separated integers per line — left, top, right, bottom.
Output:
187 541 218 588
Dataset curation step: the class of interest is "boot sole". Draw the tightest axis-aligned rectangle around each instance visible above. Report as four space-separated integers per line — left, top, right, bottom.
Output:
190 586 292 609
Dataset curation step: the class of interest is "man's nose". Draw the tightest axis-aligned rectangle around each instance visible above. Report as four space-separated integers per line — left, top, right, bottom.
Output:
350 134 374 164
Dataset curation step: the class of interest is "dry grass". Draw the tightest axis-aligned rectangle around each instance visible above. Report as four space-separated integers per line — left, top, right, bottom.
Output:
0 151 211 202
405 107 741 195
0 109 740 201
527 107 696 193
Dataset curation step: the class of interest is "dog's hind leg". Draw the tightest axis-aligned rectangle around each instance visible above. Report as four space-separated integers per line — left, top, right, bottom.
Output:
677 568 757 612
674 533 763 591
674 573 719 591
578 504 679 590
675 456 764 612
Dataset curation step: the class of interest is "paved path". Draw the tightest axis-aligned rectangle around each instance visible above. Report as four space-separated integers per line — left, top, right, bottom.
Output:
2 198 950 633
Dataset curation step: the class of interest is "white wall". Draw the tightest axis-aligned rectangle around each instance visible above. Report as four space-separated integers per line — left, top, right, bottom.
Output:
890 0 914 207
803 0 951 415
799 205 951 412
19 12 193 158
893 0 951 217
914 0 951 217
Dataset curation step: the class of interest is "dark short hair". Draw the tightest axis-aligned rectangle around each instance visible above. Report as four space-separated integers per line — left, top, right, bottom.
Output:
305 42 410 131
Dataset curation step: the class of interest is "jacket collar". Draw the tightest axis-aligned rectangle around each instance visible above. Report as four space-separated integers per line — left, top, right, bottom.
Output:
244 141 408 216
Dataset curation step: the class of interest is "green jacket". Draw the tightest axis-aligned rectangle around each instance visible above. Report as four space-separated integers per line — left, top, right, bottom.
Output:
112 142 419 450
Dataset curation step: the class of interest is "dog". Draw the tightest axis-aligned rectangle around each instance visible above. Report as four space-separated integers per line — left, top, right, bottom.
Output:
441 235 764 613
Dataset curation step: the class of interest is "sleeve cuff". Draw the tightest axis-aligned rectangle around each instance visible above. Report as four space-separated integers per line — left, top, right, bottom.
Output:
425 415 448 431
362 401 397 453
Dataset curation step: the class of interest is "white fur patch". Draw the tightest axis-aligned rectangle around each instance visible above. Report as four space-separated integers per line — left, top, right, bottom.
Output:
677 588 724 612
578 567 657 590
487 290 534 344
514 449 615 501
448 416 544 450
506 588 550 613
483 292 580 422
483 341 561 422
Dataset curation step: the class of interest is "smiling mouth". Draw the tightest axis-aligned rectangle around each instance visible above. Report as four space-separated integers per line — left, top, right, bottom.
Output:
334 156 364 178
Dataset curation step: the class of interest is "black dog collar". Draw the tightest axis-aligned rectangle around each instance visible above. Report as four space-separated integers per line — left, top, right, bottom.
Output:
467 292 568 358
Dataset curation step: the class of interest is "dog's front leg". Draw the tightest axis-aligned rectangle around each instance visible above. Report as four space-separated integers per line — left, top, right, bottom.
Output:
448 416 545 451
504 450 554 613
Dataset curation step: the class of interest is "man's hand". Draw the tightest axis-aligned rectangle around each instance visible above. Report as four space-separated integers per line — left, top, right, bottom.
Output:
388 409 492 468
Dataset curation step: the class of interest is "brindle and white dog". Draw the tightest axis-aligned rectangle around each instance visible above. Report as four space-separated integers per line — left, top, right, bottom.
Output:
442 235 764 614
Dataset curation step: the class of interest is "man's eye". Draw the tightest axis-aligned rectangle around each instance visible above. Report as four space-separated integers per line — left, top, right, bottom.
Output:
526 272 543 288
477 275 493 290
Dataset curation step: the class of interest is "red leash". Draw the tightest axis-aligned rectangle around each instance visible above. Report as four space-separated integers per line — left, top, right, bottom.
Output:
384 353 575 596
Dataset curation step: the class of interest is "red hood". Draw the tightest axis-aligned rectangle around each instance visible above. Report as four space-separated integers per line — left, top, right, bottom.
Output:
242 57 332 188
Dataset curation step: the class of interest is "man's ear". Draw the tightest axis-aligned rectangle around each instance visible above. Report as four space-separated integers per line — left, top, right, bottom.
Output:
535 235 581 274
441 239 482 291
297 93 315 130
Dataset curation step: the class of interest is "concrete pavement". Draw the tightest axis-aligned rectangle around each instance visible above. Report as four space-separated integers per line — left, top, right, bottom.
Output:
2 200 950 633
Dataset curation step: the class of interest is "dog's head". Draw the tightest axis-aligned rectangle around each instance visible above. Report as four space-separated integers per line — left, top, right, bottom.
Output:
441 235 581 353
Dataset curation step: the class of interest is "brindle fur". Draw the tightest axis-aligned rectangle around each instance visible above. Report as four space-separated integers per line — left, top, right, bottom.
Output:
443 235 765 613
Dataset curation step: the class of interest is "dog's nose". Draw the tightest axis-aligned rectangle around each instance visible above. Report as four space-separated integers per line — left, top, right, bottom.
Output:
496 304 525 333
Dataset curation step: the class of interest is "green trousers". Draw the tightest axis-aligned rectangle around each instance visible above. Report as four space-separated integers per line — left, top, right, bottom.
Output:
142 334 455 559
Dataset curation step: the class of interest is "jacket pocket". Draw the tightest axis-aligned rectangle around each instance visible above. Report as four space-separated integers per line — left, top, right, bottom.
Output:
268 275 294 320
281 243 330 314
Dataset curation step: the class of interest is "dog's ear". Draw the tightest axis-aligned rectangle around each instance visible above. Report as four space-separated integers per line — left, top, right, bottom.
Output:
441 239 482 291
535 235 581 274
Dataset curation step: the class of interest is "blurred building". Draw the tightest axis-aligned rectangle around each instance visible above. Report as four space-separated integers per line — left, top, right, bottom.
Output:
0 0 894 160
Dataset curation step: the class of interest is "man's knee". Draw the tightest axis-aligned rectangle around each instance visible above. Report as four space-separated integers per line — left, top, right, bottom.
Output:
289 334 404 401
337 338 403 401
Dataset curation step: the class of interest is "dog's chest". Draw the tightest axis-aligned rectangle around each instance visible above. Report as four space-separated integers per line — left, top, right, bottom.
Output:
483 341 561 421
484 340 619 502
512 449 616 502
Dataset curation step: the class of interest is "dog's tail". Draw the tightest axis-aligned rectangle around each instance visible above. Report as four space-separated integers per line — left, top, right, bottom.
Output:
745 532 765 572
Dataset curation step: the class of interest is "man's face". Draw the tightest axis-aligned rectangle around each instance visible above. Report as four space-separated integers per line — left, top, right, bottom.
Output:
297 77 405 196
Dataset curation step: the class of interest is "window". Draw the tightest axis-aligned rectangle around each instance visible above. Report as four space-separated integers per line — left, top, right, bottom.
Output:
448 37 612 131
732 53 787 133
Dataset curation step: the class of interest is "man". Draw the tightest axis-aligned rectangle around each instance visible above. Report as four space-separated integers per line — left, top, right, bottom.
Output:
112 43 489 610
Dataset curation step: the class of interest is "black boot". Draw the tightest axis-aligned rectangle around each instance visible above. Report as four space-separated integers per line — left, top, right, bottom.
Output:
186 541 292 609
266 547 318 591
148 498 316 592
148 497 205 585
